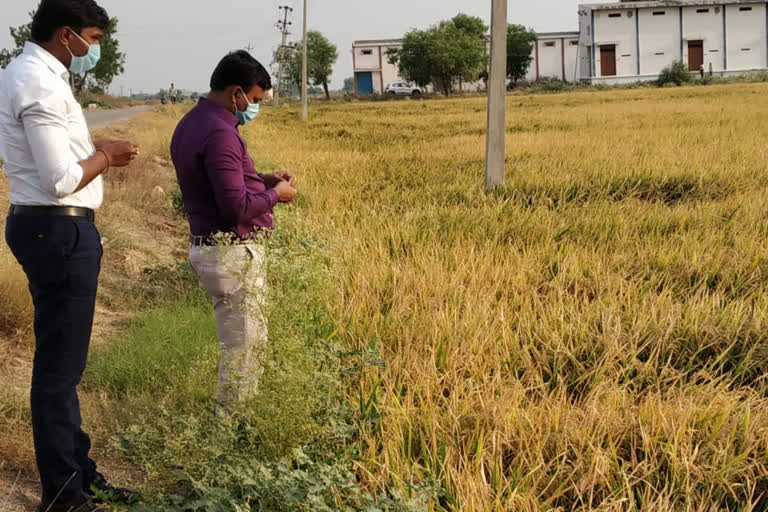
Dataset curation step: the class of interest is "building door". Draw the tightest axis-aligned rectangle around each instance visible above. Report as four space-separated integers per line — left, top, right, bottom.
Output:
355 72 373 94
688 40 704 71
600 45 616 76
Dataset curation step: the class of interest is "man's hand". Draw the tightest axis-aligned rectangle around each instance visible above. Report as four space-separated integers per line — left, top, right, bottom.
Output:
261 173 284 189
93 139 118 150
103 141 139 167
274 170 297 188
274 181 297 203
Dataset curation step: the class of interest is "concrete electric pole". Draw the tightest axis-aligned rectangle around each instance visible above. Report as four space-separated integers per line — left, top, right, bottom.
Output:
301 0 308 121
274 5 293 107
485 0 508 190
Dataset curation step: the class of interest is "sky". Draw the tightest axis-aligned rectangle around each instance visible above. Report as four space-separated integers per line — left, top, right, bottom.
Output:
1 0 584 94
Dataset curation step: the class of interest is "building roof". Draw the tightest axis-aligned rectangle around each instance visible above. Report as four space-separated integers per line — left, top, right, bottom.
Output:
537 31 581 39
354 31 579 47
353 39 402 47
581 0 766 10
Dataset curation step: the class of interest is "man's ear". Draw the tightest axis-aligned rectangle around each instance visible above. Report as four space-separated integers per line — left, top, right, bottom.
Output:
55 27 72 49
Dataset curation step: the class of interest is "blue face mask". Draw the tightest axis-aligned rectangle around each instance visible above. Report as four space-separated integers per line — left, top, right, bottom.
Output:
235 89 260 125
67 29 101 74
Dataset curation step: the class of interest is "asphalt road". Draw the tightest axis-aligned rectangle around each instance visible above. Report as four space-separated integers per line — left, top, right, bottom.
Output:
84 105 154 130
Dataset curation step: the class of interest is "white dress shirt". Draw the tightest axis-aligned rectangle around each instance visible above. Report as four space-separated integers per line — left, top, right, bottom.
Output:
0 42 102 209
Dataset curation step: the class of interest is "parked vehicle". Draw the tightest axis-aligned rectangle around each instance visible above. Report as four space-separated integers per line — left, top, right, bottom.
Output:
384 82 423 97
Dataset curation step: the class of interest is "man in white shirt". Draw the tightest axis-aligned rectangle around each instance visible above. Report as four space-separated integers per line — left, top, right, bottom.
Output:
0 1 139 511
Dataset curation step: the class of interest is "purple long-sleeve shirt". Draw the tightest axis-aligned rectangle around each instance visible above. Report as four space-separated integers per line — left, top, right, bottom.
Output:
170 98 279 239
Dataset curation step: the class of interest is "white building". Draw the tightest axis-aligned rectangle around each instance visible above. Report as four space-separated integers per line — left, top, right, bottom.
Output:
526 32 581 82
579 0 768 84
352 0 768 92
352 39 403 95
352 33 581 94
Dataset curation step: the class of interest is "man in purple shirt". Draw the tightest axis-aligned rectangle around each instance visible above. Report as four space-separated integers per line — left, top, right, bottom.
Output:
170 51 296 412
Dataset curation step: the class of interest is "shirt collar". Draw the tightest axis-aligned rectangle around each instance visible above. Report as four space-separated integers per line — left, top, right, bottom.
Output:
23 41 70 81
198 97 239 127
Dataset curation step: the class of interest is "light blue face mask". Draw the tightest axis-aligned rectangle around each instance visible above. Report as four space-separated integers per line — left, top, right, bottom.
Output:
235 89 260 125
67 29 101 74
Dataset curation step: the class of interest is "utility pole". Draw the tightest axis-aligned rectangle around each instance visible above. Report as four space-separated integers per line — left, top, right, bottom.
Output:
301 0 308 121
484 0 508 190
275 5 293 107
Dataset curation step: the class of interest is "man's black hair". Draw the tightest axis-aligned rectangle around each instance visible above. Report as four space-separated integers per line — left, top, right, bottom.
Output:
210 51 273 92
31 0 109 42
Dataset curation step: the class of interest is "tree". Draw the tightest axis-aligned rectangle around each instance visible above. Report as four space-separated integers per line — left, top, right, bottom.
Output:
0 14 126 97
278 31 338 100
342 77 354 94
507 24 537 85
386 30 433 89
387 14 488 96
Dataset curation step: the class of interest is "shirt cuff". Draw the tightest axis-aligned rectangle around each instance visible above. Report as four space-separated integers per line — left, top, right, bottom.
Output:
53 161 84 198
267 188 279 206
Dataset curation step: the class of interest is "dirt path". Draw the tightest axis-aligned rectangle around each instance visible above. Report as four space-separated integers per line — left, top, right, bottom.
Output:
85 105 154 130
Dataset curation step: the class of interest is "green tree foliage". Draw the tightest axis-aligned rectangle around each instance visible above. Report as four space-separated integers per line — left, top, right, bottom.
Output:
657 61 693 87
386 30 432 89
0 14 126 97
507 24 537 84
387 14 488 95
276 31 338 100
0 15 32 69
342 77 354 94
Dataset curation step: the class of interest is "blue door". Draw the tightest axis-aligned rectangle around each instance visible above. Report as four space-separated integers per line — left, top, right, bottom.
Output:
356 72 373 94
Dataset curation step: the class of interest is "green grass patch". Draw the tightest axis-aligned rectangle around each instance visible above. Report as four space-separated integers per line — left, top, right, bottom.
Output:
85 291 216 403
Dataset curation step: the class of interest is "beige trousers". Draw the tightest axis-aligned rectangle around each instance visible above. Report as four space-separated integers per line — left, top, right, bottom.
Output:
189 243 268 411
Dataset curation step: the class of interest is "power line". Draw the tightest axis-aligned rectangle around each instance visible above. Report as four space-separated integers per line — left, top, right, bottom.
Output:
274 5 293 107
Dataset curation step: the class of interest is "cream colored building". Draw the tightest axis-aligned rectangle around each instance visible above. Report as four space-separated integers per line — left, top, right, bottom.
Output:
579 0 768 83
352 32 581 94
352 0 768 92
352 39 403 94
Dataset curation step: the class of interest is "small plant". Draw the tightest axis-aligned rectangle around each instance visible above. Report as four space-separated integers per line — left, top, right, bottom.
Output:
657 61 693 86
169 188 187 218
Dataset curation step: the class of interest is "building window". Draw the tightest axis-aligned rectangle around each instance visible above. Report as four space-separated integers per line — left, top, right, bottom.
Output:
570 41 579 46
544 41 556 47
361 49 373 55
709 49 719 53
740 6 753 11
653 11 666 16
696 8 710 13
742 48 752 51
655 52 665 56
608 13 621 18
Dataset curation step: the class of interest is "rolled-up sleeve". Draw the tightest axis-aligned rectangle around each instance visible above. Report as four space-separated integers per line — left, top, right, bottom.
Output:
20 86 84 198
202 130 279 226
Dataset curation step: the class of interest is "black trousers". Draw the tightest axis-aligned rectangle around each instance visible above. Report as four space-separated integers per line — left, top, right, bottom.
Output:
5 214 102 506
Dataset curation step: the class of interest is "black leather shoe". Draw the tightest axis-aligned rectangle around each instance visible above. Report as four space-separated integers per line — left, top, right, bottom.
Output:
86 472 141 505
38 497 108 512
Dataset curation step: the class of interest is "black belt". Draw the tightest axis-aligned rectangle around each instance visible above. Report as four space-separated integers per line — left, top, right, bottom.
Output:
9 205 95 222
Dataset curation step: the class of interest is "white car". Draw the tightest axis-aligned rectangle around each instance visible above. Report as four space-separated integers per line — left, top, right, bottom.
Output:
384 82 423 97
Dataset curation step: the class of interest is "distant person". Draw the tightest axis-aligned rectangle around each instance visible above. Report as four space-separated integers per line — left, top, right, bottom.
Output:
699 64 705 80
169 82 177 104
170 50 297 413
0 0 140 511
